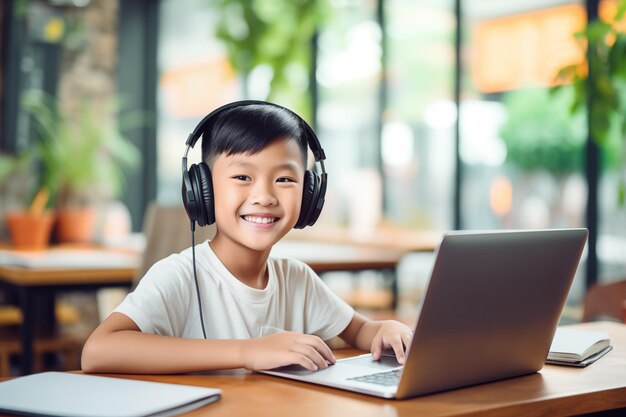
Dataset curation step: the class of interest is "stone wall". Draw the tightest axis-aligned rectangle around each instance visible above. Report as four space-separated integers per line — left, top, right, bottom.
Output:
57 0 119 124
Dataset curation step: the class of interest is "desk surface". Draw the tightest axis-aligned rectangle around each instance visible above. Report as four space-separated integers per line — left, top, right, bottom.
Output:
42 321 623 417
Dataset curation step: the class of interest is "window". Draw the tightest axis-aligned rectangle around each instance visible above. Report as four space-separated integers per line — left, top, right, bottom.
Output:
385 0 455 231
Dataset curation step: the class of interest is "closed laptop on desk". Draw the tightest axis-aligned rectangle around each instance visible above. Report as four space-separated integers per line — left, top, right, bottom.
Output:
262 228 588 399
0 372 221 417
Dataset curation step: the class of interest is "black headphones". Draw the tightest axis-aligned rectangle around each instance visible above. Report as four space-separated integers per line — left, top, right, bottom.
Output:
181 100 327 230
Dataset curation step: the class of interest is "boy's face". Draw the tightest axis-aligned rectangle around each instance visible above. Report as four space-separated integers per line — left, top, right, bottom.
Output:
210 137 305 253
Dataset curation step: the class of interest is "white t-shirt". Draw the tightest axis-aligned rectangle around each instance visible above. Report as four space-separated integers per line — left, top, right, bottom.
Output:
114 241 354 341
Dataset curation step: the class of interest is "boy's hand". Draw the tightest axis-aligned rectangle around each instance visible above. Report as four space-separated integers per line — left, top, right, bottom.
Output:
370 321 413 364
242 332 336 371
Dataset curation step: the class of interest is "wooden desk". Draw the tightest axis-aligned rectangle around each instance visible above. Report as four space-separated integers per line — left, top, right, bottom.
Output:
45 321 623 417
0 248 139 376
0 242 404 376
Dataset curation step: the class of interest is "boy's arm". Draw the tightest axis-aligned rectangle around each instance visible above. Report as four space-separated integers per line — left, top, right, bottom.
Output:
81 312 336 374
339 312 413 364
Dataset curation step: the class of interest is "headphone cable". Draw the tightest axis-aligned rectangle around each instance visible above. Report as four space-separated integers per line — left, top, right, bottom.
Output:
190 220 208 339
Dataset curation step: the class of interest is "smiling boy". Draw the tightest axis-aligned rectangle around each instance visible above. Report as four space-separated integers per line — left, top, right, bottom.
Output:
81 101 412 374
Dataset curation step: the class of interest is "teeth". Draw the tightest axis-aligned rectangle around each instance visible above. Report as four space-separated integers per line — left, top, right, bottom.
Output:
244 216 277 224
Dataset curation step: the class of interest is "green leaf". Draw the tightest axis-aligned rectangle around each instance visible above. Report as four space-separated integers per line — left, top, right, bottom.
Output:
616 0 626 20
609 35 626 79
585 21 612 44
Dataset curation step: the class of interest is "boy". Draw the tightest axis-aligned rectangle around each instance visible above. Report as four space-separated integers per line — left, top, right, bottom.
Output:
81 101 413 374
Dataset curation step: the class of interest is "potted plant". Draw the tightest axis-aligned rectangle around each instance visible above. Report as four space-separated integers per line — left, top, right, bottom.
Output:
20 90 141 243
555 0 626 205
0 152 55 250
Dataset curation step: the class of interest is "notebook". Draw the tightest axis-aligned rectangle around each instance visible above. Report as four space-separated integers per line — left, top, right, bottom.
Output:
0 372 221 417
547 327 612 367
261 228 588 399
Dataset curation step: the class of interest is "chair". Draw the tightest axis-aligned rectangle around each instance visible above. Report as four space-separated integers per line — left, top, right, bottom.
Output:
581 279 626 323
0 333 80 377
0 304 82 376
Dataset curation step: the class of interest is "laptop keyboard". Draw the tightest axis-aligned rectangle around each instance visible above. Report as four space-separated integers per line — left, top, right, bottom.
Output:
347 369 402 386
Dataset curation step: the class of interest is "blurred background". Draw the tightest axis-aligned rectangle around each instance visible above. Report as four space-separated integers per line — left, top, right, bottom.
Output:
0 0 625 375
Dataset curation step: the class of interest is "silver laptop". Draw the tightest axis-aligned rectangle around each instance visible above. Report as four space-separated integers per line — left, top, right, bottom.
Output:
261 228 588 399
0 372 221 417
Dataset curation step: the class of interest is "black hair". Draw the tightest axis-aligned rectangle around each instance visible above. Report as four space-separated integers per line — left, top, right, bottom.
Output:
201 104 308 167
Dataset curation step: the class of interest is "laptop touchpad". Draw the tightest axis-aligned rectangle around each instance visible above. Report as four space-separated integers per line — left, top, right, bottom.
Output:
341 354 401 369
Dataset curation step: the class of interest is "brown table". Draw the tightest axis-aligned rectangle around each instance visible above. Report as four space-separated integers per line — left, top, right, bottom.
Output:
39 321 624 417
0 242 405 376
0 248 139 376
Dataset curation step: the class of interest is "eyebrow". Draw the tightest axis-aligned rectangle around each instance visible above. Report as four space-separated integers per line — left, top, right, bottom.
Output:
227 161 302 172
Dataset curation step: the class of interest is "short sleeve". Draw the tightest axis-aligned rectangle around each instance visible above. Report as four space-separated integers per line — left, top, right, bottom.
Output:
113 256 191 336
296 262 354 340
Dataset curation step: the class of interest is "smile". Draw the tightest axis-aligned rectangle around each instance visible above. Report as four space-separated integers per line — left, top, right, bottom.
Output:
242 215 279 224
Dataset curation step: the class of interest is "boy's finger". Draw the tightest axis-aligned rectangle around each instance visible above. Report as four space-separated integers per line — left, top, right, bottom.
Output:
401 332 412 350
392 342 406 364
382 333 405 364
304 335 336 364
317 340 336 364
293 353 318 371
293 344 329 369
371 335 383 360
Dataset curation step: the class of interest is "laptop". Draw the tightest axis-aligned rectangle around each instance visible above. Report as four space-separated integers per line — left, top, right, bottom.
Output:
261 228 588 399
0 372 221 417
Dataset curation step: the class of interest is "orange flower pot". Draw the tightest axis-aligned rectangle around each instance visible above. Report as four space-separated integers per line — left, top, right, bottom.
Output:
5 211 55 250
56 207 97 244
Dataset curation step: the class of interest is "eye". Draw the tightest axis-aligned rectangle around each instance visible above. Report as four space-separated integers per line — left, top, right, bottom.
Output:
276 177 296 183
232 175 251 182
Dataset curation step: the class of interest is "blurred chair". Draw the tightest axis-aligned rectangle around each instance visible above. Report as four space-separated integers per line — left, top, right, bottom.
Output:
582 279 626 323
97 203 215 320
0 304 81 376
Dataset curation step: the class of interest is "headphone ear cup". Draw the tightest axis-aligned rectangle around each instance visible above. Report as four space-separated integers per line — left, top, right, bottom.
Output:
188 163 214 227
182 167 200 225
295 170 319 229
196 162 215 226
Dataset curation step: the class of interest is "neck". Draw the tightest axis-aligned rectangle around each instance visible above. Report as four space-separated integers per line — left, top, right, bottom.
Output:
209 234 270 289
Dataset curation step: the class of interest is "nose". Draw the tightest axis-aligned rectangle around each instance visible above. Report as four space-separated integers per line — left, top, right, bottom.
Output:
251 181 278 206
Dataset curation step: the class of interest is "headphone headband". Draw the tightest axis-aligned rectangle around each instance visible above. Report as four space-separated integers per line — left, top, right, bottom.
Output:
184 100 326 162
